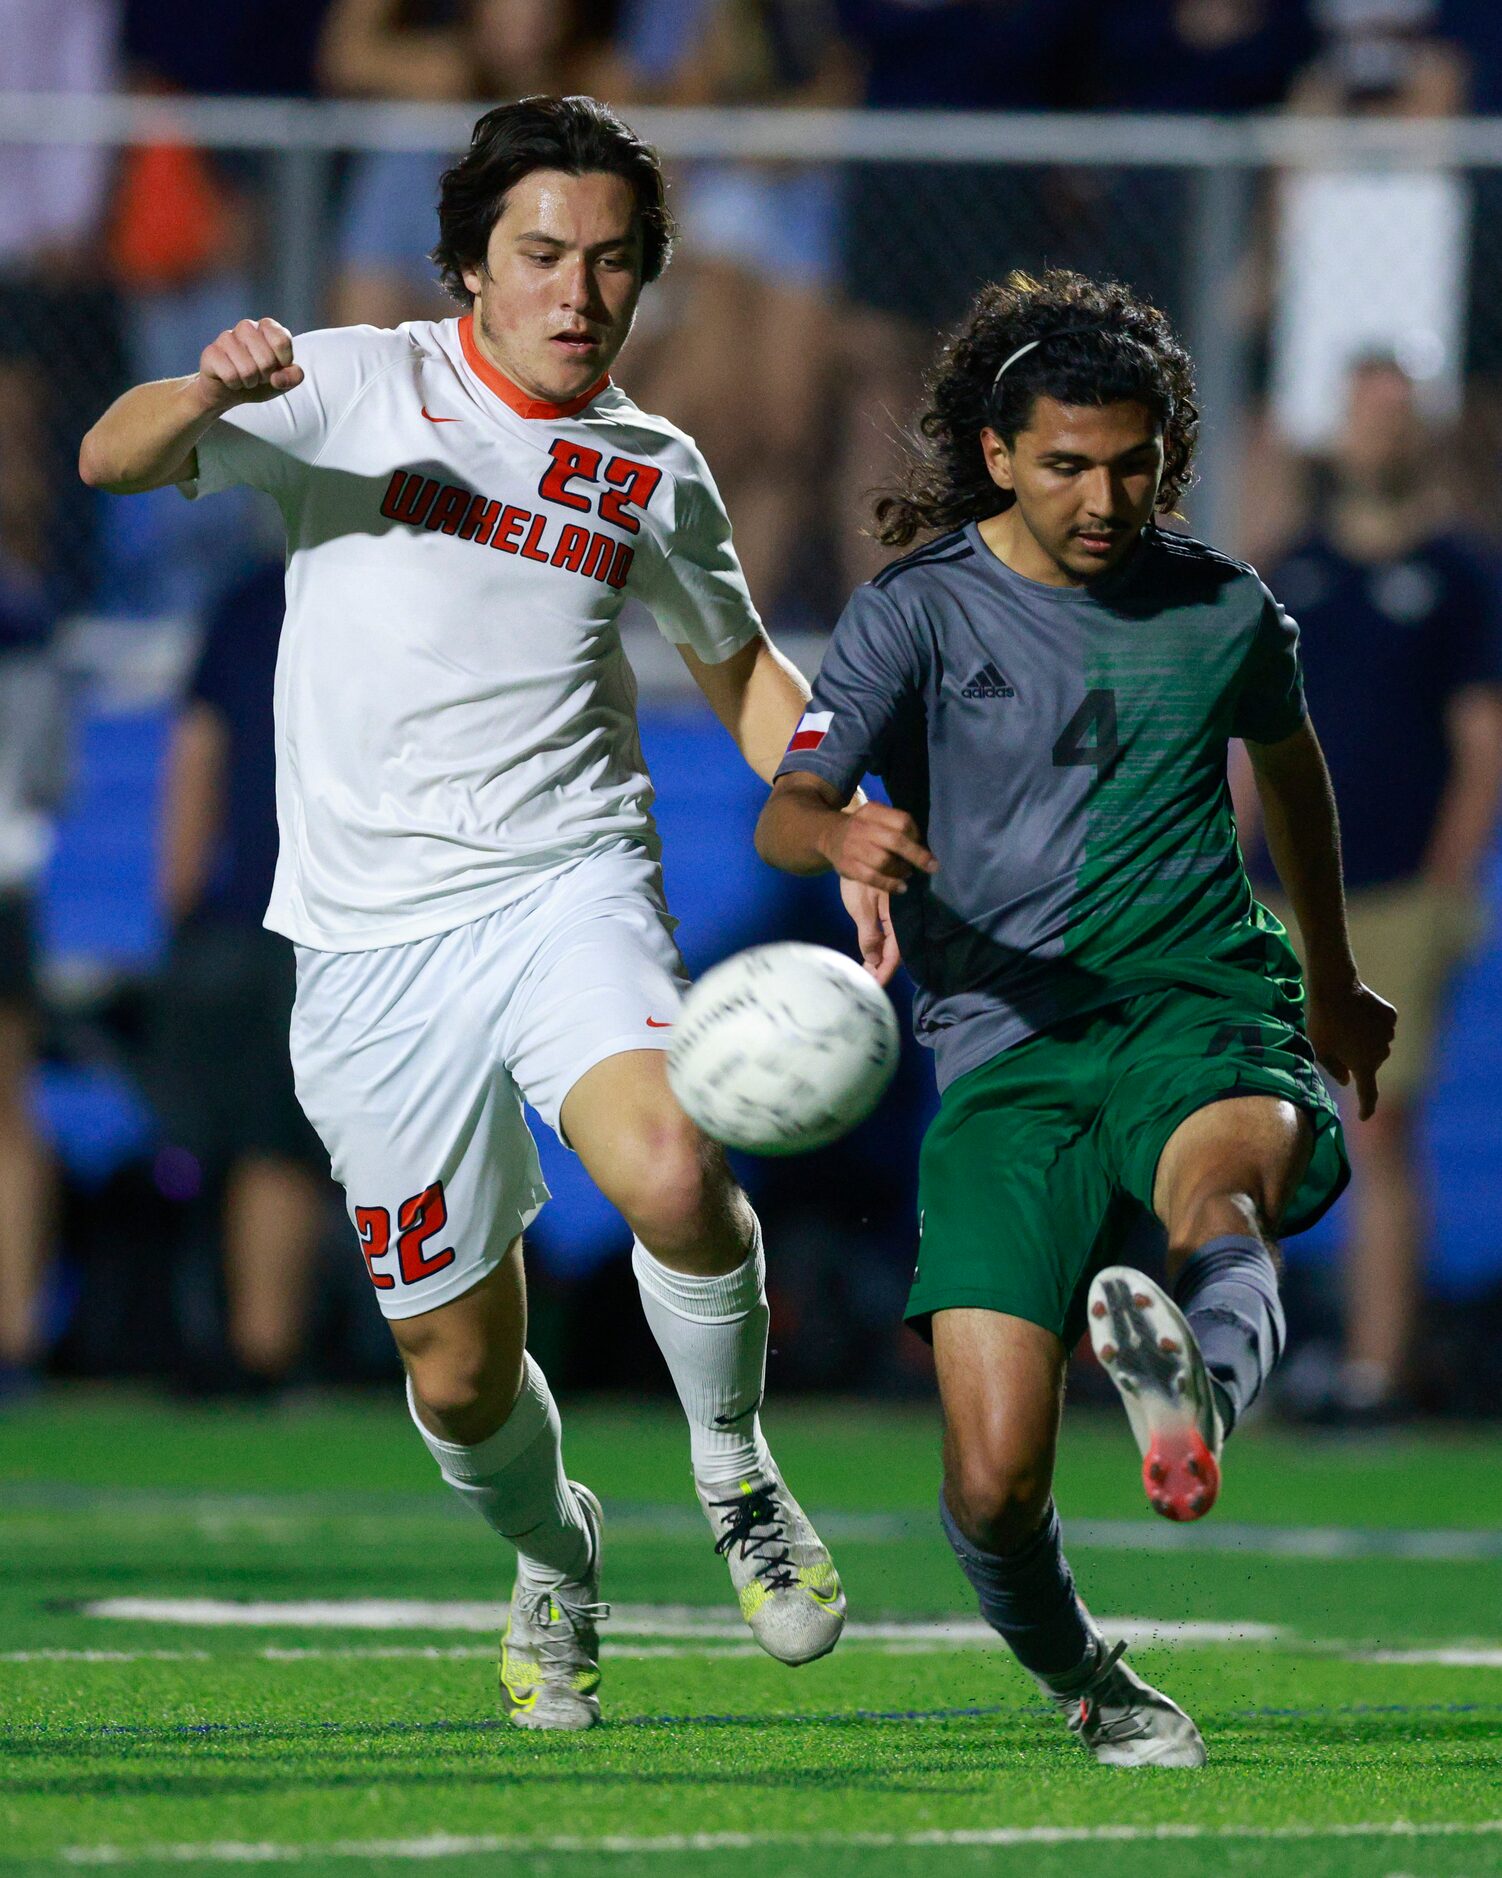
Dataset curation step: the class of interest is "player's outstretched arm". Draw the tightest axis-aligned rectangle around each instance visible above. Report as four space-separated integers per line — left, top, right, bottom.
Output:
756 773 937 891
79 318 303 495
1247 717 1396 1117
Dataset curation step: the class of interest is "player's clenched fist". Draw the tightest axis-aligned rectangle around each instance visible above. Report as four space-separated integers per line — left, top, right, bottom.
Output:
819 801 938 895
197 318 304 409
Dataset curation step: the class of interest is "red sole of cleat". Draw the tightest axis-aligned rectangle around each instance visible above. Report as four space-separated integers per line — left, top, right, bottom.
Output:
1142 1427 1221 1522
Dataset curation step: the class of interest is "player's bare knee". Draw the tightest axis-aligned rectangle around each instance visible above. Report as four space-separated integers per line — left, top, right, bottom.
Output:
945 1448 1053 1555
617 1115 725 1245
403 1341 522 1444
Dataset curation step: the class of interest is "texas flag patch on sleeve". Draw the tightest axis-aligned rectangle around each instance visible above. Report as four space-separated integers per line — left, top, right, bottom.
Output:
786 709 833 755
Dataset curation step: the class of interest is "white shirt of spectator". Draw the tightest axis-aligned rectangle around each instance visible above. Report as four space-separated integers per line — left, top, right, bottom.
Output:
181 317 760 951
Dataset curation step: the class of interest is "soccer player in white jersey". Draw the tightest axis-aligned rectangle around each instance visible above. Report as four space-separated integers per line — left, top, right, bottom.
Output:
80 96 877 1730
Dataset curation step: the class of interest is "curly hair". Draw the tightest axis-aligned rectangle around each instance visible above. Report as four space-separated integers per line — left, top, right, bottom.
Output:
873 270 1200 548
432 95 677 304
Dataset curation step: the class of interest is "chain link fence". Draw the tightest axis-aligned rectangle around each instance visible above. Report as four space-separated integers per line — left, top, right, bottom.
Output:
5 99 1502 620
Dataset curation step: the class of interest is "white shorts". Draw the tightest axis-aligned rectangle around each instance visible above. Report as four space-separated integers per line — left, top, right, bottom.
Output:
290 846 687 1320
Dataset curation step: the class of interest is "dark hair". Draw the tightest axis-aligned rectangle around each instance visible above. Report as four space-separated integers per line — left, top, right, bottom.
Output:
873 269 1199 548
432 94 676 303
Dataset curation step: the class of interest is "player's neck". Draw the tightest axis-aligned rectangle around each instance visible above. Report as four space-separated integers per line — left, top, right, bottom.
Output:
460 311 608 418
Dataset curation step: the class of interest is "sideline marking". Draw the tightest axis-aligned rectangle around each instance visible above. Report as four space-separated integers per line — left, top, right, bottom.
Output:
75 1598 1279 1648
11 1486 1502 1559
60 1820 1502 1865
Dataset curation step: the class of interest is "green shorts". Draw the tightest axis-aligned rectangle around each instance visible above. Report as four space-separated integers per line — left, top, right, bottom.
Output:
908 983 1348 1351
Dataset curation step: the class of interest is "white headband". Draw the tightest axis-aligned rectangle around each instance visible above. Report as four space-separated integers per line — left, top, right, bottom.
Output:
990 325 1110 400
990 338 1044 393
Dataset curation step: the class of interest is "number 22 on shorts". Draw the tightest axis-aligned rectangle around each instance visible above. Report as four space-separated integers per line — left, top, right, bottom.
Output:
354 1182 455 1291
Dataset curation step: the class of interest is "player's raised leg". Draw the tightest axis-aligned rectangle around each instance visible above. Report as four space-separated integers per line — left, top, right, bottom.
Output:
936 1307 1206 1766
1089 1094 1309 1522
562 1048 845 1666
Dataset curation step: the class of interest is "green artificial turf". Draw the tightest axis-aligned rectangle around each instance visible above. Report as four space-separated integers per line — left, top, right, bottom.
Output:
3 1392 1501 1876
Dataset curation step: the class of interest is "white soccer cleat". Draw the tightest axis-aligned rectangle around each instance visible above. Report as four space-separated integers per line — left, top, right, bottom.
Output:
1045 1636 1208 1768
499 1483 609 1730
697 1466 846 1666
1088 1266 1224 1522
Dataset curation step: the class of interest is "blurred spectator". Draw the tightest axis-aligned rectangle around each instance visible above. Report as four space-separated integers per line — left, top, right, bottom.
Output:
320 0 605 330
1070 2 1317 345
1242 356 1502 1420
147 561 331 1391
1081 0 1317 111
123 0 333 96
1271 1 1469 452
833 0 1093 587
604 0 853 622
1434 0 1502 104
0 367 68 1396
94 8 329 617
0 0 126 612
1431 5 1502 466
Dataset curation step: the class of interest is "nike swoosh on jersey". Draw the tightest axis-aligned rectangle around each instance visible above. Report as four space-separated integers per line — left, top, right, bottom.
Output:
421 406 460 423
645 1017 673 1028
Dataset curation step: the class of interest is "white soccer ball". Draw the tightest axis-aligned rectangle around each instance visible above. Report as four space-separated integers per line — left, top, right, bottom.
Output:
668 942 900 1155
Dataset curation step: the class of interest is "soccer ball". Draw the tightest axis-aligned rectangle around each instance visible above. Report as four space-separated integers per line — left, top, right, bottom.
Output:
668 942 900 1155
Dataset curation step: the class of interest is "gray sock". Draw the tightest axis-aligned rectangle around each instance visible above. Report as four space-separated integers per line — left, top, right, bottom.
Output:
939 1495 1094 1685
1172 1233 1286 1437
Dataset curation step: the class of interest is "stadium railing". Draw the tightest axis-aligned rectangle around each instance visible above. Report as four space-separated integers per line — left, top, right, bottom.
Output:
3 98 1500 556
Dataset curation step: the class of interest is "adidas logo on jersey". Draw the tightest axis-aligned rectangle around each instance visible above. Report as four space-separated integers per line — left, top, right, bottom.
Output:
961 662 1015 700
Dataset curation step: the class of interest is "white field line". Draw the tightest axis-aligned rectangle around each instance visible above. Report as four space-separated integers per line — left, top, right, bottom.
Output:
0 1645 767 1664
76 1598 1279 1649
1354 1648 1502 1667
59 1820 1502 1865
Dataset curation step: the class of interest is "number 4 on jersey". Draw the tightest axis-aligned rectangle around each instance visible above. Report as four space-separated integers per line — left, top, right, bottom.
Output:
1052 688 1120 773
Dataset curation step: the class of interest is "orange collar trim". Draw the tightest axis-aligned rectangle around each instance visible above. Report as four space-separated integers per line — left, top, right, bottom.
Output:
458 314 609 420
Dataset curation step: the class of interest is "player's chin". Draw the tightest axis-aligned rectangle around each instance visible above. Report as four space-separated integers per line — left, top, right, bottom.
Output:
1065 536 1130 577
547 339 607 385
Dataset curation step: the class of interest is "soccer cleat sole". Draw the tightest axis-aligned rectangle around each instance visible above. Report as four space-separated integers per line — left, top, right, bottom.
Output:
1088 1267 1222 1524
1142 1424 1221 1524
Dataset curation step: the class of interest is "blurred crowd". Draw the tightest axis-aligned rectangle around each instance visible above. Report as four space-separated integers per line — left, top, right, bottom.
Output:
4 0 1502 1414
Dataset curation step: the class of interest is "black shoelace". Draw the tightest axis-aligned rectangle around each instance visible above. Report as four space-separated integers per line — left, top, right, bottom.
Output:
710 1486 797 1591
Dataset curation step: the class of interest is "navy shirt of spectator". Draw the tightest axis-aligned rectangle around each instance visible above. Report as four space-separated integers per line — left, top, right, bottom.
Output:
835 0 1092 108
187 560 283 927
1262 531 1502 891
124 0 334 95
1079 0 1316 111
1437 0 1502 111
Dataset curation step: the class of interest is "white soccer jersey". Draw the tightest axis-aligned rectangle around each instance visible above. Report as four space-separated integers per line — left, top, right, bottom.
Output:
181 315 761 951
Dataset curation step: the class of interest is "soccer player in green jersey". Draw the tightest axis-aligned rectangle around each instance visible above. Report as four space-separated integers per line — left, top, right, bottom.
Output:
757 269 1396 1765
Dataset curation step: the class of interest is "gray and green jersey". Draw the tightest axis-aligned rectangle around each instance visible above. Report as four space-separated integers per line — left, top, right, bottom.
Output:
776 522 1308 1090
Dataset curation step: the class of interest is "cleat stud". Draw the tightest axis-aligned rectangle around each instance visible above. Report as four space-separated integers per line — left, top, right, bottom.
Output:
1133 1293 1152 1309
1151 1496 1171 1514
1186 1457 1201 1478
1159 1337 1180 1353
1190 1492 1206 1513
1091 1301 1107 1318
1148 1461 1166 1484
1099 1344 1117 1362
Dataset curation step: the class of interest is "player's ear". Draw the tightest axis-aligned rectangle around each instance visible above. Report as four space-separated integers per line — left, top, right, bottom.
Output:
979 425 1015 493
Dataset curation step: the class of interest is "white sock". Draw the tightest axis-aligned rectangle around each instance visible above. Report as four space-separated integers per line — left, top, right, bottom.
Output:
407 1353 590 1588
632 1221 773 1486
